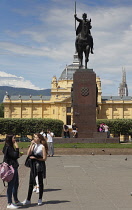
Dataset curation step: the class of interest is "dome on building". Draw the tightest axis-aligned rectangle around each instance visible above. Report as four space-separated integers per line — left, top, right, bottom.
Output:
59 53 80 80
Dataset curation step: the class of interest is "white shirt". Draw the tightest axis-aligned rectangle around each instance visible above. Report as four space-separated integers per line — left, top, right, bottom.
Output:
44 132 54 143
33 143 43 156
103 125 109 132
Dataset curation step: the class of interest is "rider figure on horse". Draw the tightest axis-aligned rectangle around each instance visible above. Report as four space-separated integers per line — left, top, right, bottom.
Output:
74 13 94 54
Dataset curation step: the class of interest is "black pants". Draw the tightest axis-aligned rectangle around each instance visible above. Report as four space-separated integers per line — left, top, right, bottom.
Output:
27 171 44 200
64 131 70 138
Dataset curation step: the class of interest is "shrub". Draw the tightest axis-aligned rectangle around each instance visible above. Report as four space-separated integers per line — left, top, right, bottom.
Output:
97 119 132 136
0 118 63 137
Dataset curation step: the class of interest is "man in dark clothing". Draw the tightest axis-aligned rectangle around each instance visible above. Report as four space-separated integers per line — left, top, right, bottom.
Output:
63 125 70 138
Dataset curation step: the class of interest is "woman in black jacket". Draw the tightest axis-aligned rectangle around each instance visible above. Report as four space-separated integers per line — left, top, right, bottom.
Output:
3 134 21 209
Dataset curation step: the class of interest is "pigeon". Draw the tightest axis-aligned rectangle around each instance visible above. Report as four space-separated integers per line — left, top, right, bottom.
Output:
125 157 127 161
91 152 94 155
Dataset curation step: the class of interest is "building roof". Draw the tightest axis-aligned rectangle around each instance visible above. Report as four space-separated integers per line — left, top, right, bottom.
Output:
59 64 78 80
102 96 132 101
3 95 51 102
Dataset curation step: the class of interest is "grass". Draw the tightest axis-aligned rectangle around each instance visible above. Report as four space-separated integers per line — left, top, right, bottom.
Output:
54 143 132 148
0 142 30 150
1 142 132 150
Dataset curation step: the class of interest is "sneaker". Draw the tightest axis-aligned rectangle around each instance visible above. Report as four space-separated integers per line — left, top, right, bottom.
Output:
38 199 42 206
33 187 37 192
21 199 31 205
14 201 23 206
7 203 18 209
36 187 39 194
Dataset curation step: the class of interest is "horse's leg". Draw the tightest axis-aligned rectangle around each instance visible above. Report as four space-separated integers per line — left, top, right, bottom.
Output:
85 45 90 69
80 55 83 68
78 50 83 68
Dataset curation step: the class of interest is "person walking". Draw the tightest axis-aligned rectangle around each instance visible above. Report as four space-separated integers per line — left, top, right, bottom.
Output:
2 134 22 209
22 133 48 206
43 129 54 157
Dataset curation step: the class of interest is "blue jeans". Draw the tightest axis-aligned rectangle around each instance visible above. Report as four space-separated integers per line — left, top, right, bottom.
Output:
7 167 19 204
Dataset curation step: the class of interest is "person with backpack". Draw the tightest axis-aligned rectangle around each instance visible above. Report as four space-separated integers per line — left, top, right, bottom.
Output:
2 134 21 209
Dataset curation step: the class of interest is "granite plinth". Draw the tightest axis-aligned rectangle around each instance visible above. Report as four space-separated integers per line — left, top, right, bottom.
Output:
73 69 97 138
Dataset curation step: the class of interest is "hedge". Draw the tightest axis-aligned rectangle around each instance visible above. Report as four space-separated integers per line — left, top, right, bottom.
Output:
1 118 132 137
97 119 132 136
0 118 63 137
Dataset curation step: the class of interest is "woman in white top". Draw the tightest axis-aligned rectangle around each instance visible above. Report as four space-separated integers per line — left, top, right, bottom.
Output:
22 133 48 206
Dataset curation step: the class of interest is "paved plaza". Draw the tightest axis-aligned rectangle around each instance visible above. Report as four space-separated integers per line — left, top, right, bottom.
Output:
1 154 132 210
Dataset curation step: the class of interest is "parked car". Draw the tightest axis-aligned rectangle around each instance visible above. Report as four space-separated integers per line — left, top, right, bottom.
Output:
0 138 5 142
16 136 31 142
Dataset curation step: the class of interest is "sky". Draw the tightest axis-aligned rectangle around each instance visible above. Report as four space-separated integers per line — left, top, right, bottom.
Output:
0 0 132 96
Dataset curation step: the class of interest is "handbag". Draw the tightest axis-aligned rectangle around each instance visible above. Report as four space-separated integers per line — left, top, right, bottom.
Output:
25 144 35 168
25 156 32 168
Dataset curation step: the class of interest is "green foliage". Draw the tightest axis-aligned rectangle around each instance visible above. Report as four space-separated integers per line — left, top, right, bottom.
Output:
0 103 4 118
97 119 132 136
0 118 63 137
1 118 132 137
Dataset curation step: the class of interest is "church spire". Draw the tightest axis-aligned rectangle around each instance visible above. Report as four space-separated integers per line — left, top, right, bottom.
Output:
118 67 128 97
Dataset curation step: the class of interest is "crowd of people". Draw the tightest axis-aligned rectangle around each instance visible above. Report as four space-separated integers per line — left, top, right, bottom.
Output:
1 128 54 209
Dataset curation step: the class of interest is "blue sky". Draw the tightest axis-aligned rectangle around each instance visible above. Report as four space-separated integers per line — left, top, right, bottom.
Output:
0 0 132 96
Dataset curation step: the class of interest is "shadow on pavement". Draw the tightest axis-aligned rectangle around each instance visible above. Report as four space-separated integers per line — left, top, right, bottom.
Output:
0 194 7 197
44 188 62 192
45 200 70 204
19 200 70 208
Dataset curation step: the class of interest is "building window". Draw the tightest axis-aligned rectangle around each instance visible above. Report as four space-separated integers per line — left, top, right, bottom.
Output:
66 107 71 113
66 115 71 125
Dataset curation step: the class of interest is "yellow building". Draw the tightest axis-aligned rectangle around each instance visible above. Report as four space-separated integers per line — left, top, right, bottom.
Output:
3 54 132 125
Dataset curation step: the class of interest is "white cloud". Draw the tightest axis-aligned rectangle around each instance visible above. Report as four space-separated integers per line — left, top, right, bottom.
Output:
0 71 41 90
0 1 132 95
101 79 114 85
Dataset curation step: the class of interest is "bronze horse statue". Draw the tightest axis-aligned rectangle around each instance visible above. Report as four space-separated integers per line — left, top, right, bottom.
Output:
74 13 93 69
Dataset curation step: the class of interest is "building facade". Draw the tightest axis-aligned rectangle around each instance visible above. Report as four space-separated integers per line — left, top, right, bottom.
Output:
3 54 132 125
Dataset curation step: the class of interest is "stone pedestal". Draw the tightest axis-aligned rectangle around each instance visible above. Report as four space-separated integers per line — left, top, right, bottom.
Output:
73 69 97 138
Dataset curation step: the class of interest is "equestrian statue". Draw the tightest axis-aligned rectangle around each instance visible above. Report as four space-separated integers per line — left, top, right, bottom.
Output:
74 8 94 69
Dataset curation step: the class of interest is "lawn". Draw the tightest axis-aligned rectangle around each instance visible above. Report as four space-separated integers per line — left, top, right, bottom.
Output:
1 142 132 150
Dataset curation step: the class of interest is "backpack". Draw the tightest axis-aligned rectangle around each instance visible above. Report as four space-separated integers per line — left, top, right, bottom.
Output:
0 162 14 183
